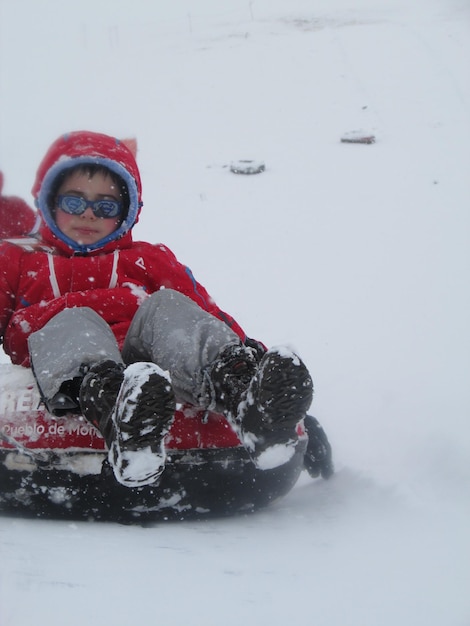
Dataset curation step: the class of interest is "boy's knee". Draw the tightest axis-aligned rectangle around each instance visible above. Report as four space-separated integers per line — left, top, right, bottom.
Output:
147 288 190 307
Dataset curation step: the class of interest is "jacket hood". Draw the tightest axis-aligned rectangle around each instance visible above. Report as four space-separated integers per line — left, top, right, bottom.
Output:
32 131 143 254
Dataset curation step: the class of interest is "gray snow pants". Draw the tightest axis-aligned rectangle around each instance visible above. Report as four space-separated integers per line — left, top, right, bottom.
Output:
28 289 241 409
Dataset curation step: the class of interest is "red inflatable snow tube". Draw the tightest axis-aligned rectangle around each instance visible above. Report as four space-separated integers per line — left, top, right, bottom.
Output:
0 365 307 522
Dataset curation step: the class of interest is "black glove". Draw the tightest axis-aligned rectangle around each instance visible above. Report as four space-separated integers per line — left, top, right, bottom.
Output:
244 336 267 362
304 414 334 479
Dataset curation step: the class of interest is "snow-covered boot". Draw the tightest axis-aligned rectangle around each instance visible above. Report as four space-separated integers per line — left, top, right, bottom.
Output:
203 344 259 412
79 360 175 488
207 346 313 469
238 348 313 468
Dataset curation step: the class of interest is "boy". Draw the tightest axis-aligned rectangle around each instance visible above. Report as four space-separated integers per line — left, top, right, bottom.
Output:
0 130 331 488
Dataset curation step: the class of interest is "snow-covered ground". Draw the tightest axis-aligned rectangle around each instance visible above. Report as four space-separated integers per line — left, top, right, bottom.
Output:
1 0 469 624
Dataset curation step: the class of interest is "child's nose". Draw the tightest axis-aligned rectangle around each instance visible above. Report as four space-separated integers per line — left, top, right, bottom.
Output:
81 206 96 219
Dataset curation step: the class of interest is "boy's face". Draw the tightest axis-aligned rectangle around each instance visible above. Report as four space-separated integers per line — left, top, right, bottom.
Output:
54 170 122 245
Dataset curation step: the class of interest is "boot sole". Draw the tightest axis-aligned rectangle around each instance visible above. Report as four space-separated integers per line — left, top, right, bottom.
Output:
238 348 313 462
109 362 175 488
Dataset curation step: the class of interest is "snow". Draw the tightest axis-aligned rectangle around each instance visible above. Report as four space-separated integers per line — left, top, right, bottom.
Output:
0 0 469 624
254 442 296 470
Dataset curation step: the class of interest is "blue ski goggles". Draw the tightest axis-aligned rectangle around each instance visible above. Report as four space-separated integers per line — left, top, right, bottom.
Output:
56 194 123 218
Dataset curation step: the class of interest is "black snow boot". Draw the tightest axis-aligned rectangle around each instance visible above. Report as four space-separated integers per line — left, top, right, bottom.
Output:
204 344 258 413
79 360 175 488
238 348 313 466
207 346 313 468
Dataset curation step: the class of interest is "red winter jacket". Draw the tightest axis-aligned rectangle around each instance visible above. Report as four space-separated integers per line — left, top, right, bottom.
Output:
0 131 246 366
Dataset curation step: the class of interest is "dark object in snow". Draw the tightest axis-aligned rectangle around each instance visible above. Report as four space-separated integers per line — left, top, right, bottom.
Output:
230 160 266 175
340 130 376 144
303 415 334 479
0 364 332 523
